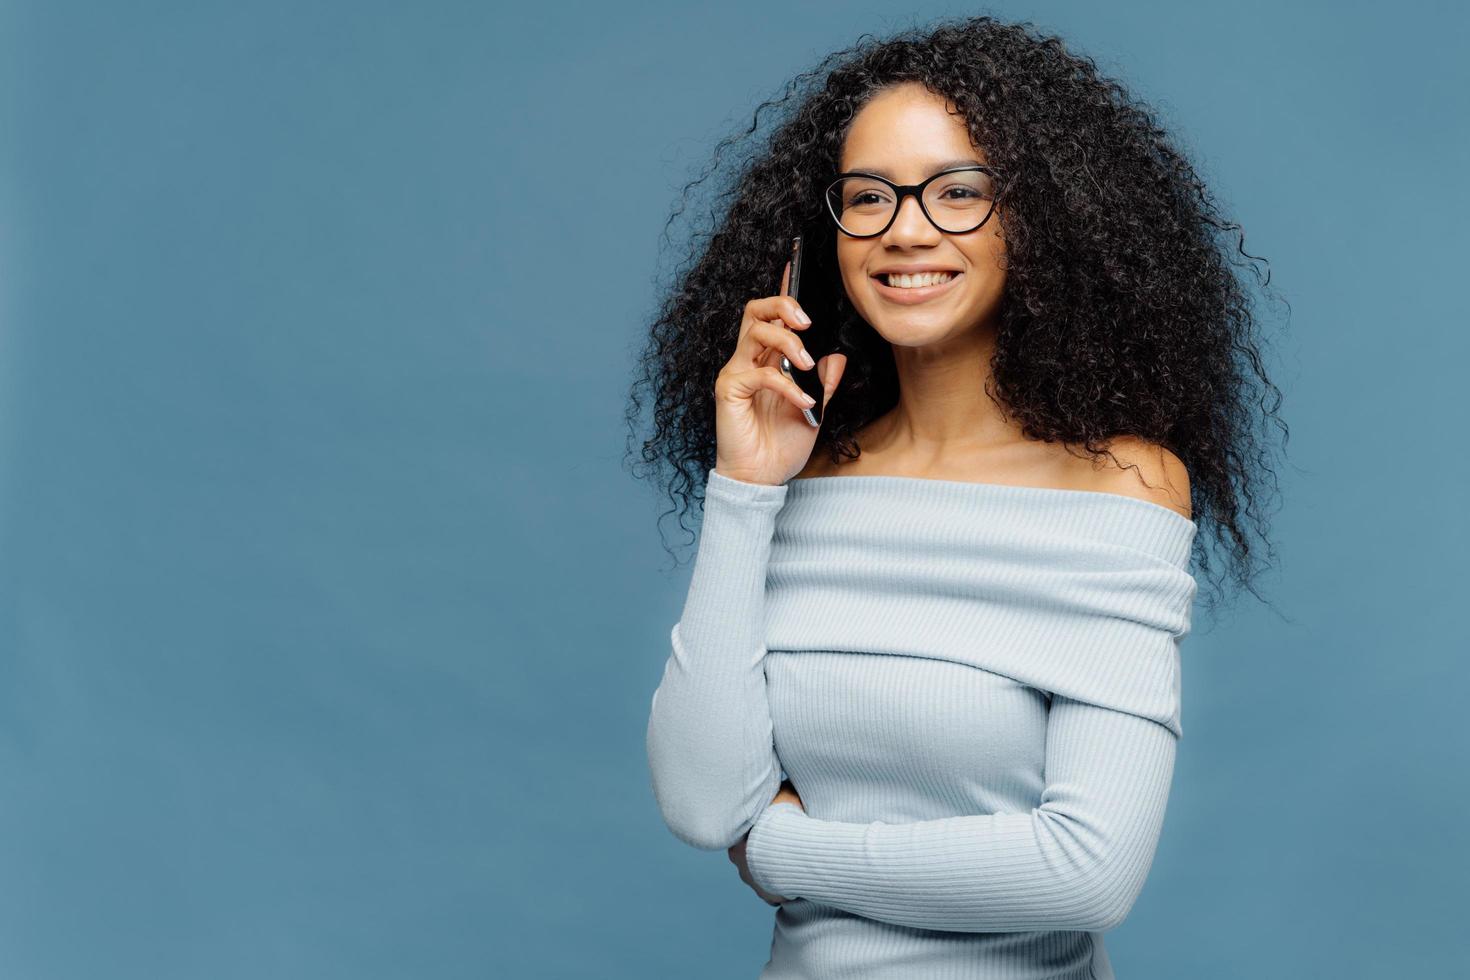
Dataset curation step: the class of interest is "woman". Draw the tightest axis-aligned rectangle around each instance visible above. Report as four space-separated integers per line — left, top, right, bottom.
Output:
633 15 1285 979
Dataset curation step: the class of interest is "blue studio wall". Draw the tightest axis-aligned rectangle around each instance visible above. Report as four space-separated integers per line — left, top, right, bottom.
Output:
1 1 1465 977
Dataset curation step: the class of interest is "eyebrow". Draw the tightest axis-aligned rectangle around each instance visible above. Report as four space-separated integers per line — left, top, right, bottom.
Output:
842 158 987 179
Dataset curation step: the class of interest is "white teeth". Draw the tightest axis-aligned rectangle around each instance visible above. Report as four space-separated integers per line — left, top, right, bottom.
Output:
883 271 957 288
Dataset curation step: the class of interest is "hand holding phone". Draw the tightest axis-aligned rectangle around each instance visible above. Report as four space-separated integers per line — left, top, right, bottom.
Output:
709 237 846 487
778 236 827 428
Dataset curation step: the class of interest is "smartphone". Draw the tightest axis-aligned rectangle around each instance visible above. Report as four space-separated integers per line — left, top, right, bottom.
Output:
780 235 828 428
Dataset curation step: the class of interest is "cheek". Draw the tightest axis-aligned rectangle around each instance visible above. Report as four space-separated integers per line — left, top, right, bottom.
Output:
836 248 870 298
963 237 1006 287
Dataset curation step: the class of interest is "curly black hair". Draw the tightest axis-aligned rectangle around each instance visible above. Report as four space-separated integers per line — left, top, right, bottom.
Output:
623 15 1290 622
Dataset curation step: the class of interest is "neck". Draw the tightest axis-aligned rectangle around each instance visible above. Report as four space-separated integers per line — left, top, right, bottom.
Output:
868 329 1026 459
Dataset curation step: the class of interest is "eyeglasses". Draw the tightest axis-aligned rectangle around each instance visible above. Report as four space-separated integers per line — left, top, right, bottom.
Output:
823 166 1004 238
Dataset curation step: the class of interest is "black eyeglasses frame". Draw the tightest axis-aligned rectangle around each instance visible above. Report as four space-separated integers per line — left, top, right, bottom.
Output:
822 165 1006 239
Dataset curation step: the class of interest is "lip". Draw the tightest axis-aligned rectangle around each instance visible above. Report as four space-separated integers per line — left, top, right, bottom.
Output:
871 270 964 305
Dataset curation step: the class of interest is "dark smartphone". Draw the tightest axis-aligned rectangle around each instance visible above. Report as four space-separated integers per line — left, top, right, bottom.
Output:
779 234 836 427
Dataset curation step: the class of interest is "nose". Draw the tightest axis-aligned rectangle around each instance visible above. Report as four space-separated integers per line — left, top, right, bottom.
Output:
881 191 942 246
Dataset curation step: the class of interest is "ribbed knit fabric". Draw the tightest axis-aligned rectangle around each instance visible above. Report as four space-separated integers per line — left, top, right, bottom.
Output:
647 468 1198 979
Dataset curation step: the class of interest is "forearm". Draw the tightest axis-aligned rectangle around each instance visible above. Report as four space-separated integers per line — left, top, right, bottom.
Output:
646 469 788 851
744 696 1178 932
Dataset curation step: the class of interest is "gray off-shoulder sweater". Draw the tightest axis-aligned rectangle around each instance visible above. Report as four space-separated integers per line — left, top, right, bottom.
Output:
647 467 1198 980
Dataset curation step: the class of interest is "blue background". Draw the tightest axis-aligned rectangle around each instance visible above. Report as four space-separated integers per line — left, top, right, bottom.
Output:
2 1 1465 977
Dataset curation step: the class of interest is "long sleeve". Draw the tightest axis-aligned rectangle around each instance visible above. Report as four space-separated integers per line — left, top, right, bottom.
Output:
645 468 789 852
743 693 1178 933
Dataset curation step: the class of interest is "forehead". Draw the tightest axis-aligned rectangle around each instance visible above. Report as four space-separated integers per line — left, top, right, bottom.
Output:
839 84 987 177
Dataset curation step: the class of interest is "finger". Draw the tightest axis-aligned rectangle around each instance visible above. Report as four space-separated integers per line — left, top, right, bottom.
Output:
727 364 818 412
747 319 815 373
818 352 848 404
744 294 812 335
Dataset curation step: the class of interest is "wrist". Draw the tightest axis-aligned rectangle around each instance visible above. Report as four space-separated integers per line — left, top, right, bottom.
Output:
712 466 783 488
706 469 790 506
745 801 805 902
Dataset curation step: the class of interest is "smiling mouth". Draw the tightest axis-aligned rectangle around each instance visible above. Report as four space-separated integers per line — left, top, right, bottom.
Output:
873 271 960 288
870 270 963 302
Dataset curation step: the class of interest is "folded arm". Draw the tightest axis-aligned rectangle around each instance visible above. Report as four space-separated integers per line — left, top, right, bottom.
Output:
645 470 788 851
743 693 1178 932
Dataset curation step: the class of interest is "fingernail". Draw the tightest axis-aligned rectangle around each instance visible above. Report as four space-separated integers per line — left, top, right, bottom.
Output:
795 309 811 325
798 349 815 369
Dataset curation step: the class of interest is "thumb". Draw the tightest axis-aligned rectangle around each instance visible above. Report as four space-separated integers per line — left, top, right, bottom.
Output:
819 352 848 407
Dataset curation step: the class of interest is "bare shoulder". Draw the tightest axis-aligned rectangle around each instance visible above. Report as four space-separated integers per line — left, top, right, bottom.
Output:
1090 436 1193 520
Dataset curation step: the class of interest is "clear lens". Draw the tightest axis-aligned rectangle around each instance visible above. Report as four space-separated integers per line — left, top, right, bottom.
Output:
826 168 999 237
